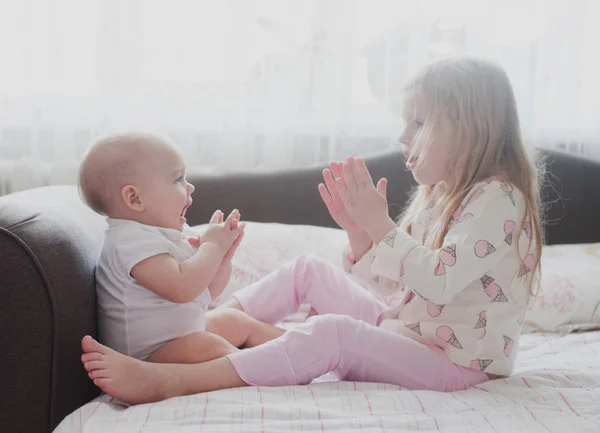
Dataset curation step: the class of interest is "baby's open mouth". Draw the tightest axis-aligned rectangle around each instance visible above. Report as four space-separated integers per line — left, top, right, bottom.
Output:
180 201 192 218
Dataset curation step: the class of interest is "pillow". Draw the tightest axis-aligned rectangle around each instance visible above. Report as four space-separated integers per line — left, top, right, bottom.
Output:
523 243 600 333
189 222 348 307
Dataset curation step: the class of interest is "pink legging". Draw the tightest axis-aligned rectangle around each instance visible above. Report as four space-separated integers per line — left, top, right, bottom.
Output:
226 254 488 392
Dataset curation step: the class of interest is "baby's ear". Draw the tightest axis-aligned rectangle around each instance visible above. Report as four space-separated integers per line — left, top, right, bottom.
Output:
121 184 144 212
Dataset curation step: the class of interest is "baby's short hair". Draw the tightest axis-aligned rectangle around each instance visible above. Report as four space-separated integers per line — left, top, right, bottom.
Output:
78 132 169 215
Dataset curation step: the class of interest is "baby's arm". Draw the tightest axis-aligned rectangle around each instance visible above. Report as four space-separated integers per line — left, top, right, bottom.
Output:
208 263 232 298
132 212 243 303
131 241 227 304
207 229 243 298
206 211 243 298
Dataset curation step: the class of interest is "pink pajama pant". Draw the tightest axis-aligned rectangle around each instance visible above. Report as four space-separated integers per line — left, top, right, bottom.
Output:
226 254 488 391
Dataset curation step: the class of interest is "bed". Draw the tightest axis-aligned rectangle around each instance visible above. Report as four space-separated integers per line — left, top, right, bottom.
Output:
54 223 600 433
2 149 600 433
55 331 600 432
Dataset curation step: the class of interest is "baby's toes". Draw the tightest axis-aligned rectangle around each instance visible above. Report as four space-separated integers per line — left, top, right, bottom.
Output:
81 352 104 363
84 360 107 372
88 368 110 380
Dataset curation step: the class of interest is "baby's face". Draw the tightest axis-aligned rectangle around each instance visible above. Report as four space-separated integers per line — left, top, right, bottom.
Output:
137 144 195 231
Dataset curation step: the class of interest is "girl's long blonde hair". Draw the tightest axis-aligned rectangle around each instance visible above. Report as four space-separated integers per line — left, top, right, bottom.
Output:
398 57 543 295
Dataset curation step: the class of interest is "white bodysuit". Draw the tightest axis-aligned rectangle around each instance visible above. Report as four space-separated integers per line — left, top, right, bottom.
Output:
96 218 210 360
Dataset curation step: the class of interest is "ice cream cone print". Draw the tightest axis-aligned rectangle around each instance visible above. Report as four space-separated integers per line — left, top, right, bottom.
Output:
503 335 515 357
504 220 516 246
427 301 445 317
481 276 508 302
480 275 494 288
474 240 496 258
383 231 397 248
406 322 422 335
435 244 457 275
518 254 536 277
475 311 487 329
475 311 487 339
436 325 463 349
470 358 493 372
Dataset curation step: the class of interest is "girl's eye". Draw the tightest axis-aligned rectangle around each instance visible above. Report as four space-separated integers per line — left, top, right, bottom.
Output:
176 176 184 183
414 119 424 129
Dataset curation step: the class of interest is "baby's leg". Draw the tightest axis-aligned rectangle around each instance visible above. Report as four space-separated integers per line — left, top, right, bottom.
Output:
148 331 238 364
206 308 285 348
221 254 385 325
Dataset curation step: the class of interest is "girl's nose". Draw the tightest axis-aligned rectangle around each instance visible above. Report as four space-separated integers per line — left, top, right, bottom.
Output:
399 131 411 145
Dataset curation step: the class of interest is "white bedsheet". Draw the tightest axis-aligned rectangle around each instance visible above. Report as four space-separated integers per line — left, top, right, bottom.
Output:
55 331 600 433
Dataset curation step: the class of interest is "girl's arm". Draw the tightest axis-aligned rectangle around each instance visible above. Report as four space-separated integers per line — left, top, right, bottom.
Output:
346 228 373 262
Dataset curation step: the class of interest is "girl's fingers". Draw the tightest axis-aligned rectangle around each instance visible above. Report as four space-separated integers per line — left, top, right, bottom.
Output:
355 157 374 186
330 161 344 180
323 169 340 198
377 177 388 198
343 158 358 191
318 183 333 207
335 176 351 202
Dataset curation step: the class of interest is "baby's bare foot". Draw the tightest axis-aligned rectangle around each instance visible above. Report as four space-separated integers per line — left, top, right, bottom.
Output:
81 336 180 405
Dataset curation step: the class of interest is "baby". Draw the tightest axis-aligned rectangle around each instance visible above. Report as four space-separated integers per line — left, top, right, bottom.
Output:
78 133 284 364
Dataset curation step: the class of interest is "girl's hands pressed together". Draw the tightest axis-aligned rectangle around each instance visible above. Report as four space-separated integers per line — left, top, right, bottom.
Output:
336 157 396 244
318 161 361 232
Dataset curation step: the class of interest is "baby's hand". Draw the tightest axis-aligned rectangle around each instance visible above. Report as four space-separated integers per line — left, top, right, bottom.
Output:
200 209 245 253
217 209 245 264
188 209 240 247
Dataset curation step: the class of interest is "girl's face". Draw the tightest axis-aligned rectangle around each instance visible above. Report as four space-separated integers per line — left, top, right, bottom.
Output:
399 94 454 186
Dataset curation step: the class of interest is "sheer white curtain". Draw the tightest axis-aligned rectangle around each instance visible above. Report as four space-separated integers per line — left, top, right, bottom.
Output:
0 0 599 193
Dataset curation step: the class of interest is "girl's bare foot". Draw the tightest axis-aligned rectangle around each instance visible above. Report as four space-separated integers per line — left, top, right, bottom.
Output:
81 336 181 405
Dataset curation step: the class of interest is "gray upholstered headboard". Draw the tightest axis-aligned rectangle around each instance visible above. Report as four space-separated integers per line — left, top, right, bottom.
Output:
185 148 600 245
